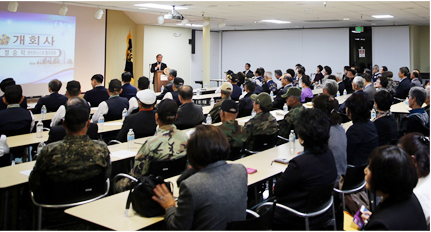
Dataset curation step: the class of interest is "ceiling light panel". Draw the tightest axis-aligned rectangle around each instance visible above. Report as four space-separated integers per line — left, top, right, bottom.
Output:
261 20 291 24
372 15 394 19
134 3 188 10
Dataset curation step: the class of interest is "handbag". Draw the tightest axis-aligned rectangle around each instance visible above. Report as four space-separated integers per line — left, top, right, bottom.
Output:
125 175 172 217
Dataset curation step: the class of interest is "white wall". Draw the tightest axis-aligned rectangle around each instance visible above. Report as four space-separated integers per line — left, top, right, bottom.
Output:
190 30 220 88
372 26 410 81
143 25 192 86
221 28 349 77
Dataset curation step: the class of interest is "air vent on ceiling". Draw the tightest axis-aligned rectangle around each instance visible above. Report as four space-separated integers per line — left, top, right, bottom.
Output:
303 19 342 22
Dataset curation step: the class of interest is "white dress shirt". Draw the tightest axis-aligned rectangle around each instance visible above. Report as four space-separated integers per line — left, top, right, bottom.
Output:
128 97 139 115
91 101 109 123
413 174 430 224
50 105 66 127
0 135 10 158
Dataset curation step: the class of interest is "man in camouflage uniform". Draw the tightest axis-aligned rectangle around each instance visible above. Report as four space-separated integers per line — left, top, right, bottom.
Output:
278 88 304 140
116 99 188 192
244 92 278 150
218 100 247 149
208 82 233 124
29 97 111 200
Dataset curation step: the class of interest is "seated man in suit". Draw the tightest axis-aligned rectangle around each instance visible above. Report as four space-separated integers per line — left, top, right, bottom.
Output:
263 71 279 94
328 75 345 96
83 74 109 107
29 97 111 200
394 66 411 103
116 89 157 142
228 73 242 101
119 72 137 100
363 73 376 102
0 78 27 110
272 74 293 110
91 79 129 123
338 76 369 122
50 80 82 127
174 85 205 129
238 81 255 118
128 76 151 115
163 77 184 106
157 69 176 100
278 88 304 140
115 99 188 192
208 82 233 124
397 87 429 138
32 79 68 113
343 69 355 94
218 100 247 152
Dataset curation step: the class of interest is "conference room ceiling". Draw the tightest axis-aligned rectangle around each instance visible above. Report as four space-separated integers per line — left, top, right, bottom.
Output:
62 1 430 30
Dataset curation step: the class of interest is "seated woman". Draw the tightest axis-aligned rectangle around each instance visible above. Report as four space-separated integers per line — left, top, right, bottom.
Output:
398 133 430 225
345 93 378 166
152 125 248 230
362 146 427 230
373 90 398 146
273 109 337 230
313 95 347 184
301 75 314 103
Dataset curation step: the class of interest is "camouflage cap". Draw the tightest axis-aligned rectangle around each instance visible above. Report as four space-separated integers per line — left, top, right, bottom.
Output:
251 92 272 109
282 87 302 98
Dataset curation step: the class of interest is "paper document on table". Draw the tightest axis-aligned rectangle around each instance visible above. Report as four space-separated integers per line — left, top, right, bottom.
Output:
105 122 123 126
160 74 168 81
110 150 137 159
20 169 32 177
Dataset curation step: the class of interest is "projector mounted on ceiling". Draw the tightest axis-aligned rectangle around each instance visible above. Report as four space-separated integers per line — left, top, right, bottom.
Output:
164 5 184 20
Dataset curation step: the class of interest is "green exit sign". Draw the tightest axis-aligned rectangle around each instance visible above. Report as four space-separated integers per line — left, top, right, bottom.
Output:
355 26 364 32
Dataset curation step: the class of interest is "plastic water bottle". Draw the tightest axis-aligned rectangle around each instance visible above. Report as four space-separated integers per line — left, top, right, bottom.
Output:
206 114 212 125
337 92 340 98
41 105 47 120
270 91 274 100
127 129 135 150
343 89 347 99
283 104 287 112
371 108 376 119
36 141 45 156
122 108 128 121
405 97 409 110
36 120 43 138
205 84 208 90
289 130 295 150
251 110 256 117
210 98 215 107
161 85 164 93
98 114 104 131
196 89 201 96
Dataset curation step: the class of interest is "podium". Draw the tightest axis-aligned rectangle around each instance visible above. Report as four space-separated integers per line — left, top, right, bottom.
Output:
154 70 170 92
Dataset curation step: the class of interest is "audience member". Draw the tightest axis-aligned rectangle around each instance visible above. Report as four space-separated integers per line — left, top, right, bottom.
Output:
50 80 82 127
91 79 129 123
29 97 111 201
380 65 388 74
313 95 346 183
237 71 246 87
425 86 430 116
278 88 304 139
344 69 355 94
382 71 397 96
116 89 157 142
175 85 205 129
296 67 305 87
272 74 293 110
397 87 430 138
208 82 233 124
338 76 368 121
244 92 277 150
411 71 422 87
300 75 313 103
0 78 27 110
263 71 277 93
157 69 177 100
286 68 295 80
243 62 254 79
218 100 247 158
273 69 283 89
361 146 426 230
273 109 337 230
163 77 184 106
119 72 137 100
372 64 381 83
398 133 430 224
345 93 378 166
238 81 255 118
115 99 188 192
83 74 109 108
253 67 265 94
322 65 332 84
152 125 247 230
312 65 324 85
373 90 397 146
128 76 151 115
363 73 376 102
228 73 242 101
394 67 411 103
32 79 68 113
47 123 98 144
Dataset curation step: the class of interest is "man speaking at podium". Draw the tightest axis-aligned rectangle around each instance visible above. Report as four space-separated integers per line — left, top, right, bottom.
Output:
150 54 167 84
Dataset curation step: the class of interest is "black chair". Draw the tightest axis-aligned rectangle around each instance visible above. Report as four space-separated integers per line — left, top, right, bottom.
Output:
30 171 110 230
226 202 276 230
334 164 367 212
244 133 277 155
228 146 244 161
304 97 313 103
147 155 188 179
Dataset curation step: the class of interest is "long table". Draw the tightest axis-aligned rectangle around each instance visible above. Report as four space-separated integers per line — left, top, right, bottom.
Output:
32 107 98 122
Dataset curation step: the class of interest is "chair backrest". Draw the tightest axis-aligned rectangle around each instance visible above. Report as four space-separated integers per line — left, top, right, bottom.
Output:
304 97 313 103
342 164 367 191
228 146 243 161
249 133 277 152
148 155 188 179
227 202 275 230
306 182 335 213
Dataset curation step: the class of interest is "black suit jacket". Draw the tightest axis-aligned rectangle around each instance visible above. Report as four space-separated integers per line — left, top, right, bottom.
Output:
116 110 157 142
32 92 68 113
0 96 27 110
272 85 292 110
337 81 345 96
243 70 254 79
156 82 173 100
394 78 411 103
46 123 99 144
83 86 109 107
151 62 167 84
343 78 354 94
238 92 254 118
175 102 205 130
373 114 398 146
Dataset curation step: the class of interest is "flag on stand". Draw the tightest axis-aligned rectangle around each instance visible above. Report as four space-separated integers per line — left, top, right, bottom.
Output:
125 29 133 80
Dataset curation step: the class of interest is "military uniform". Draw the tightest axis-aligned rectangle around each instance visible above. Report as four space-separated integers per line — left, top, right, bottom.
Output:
208 96 231 124
29 135 112 199
115 124 188 192
244 112 278 150
278 104 305 138
218 120 247 148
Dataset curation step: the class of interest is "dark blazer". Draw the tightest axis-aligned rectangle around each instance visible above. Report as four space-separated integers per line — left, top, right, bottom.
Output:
272 84 292 110
346 121 379 166
364 194 427 230
171 91 181 106
238 92 254 118
394 77 411 103
175 102 205 130
119 83 137 100
273 150 337 229
32 92 68 113
397 110 430 139
373 114 398 146
343 78 354 94
243 70 254 79
83 86 109 107
0 96 27 110
337 81 345 96
231 84 242 101
151 62 167 84
46 123 99 144
164 161 247 230
157 82 173 100
116 110 157 142
0 107 32 136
